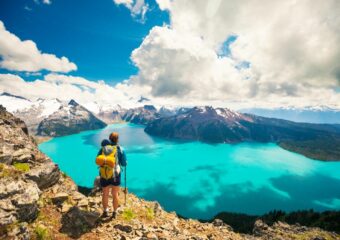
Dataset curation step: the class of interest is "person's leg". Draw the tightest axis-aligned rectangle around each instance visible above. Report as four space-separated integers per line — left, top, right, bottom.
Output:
102 186 110 213
111 186 120 212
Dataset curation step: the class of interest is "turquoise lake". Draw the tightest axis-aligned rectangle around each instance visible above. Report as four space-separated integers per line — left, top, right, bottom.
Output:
39 123 340 220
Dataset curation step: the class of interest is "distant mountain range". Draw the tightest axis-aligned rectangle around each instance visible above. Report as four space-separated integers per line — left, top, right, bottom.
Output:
0 92 106 137
1 92 340 161
145 106 340 161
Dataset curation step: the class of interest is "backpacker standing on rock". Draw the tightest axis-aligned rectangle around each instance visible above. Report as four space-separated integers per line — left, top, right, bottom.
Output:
96 132 127 218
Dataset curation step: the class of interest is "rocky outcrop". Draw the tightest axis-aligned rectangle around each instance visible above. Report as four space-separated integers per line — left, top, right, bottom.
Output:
253 220 339 240
145 106 340 161
0 105 60 230
37 99 107 137
26 161 60 190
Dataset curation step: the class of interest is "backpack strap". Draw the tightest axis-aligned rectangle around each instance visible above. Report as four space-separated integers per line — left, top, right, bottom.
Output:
101 146 110 166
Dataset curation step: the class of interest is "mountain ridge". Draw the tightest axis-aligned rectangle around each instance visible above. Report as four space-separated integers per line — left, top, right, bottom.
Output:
145 106 340 161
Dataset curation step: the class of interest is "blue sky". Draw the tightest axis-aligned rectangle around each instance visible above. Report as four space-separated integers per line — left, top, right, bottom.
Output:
0 0 169 83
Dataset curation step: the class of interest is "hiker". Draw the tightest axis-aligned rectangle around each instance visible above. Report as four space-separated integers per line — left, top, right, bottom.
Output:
96 132 127 218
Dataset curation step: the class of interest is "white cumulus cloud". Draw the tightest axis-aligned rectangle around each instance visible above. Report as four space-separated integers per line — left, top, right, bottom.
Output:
0 21 76 73
126 0 340 108
113 0 149 23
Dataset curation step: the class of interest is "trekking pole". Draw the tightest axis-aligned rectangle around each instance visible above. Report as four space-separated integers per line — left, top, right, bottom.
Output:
124 166 127 205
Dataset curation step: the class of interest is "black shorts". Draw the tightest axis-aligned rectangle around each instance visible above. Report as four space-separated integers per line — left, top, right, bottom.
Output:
100 174 121 187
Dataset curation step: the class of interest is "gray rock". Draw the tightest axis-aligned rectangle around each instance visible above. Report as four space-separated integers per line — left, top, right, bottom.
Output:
212 219 224 227
0 155 12 165
12 149 34 163
0 198 16 211
26 162 60 190
253 219 269 236
61 206 100 238
153 201 162 217
11 181 40 222
0 179 25 199
51 192 69 205
212 218 233 231
114 224 133 233
0 208 17 226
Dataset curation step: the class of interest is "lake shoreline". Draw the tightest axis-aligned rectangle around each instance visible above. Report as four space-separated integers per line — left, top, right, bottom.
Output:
77 184 340 234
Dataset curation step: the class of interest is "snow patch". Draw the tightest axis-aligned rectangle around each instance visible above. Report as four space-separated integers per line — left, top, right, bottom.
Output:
0 95 33 112
38 99 62 118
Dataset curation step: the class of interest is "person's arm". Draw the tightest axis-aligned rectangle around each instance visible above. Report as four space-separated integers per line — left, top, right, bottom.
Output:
118 146 127 167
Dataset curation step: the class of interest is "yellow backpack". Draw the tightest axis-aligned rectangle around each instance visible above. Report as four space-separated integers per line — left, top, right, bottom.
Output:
95 145 120 180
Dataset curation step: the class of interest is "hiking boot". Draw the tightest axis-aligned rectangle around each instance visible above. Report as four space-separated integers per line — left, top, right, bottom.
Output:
101 210 109 218
112 211 116 219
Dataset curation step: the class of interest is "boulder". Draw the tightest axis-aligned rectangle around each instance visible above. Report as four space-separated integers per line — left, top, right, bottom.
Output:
114 224 133 233
0 179 25 199
153 202 162 217
11 181 40 222
61 206 100 238
26 162 60 190
253 219 270 236
12 149 34 163
51 192 69 205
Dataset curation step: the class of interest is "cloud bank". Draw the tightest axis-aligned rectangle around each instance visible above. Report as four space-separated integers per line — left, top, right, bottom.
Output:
126 0 340 108
0 21 76 73
0 73 147 108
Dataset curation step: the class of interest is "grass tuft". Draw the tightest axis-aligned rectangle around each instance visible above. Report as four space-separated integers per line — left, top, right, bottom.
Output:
145 207 155 220
34 225 51 240
122 208 136 221
13 162 30 172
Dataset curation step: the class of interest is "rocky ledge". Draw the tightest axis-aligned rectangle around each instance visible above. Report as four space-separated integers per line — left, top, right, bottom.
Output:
0 104 339 240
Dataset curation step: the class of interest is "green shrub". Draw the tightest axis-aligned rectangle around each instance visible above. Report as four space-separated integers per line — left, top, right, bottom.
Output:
34 225 51 240
13 163 30 172
145 207 154 220
122 208 136 221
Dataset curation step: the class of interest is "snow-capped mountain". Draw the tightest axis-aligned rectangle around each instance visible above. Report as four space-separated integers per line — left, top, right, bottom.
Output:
120 105 179 125
0 93 64 134
82 101 124 124
37 100 106 137
0 93 107 136
0 92 34 112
